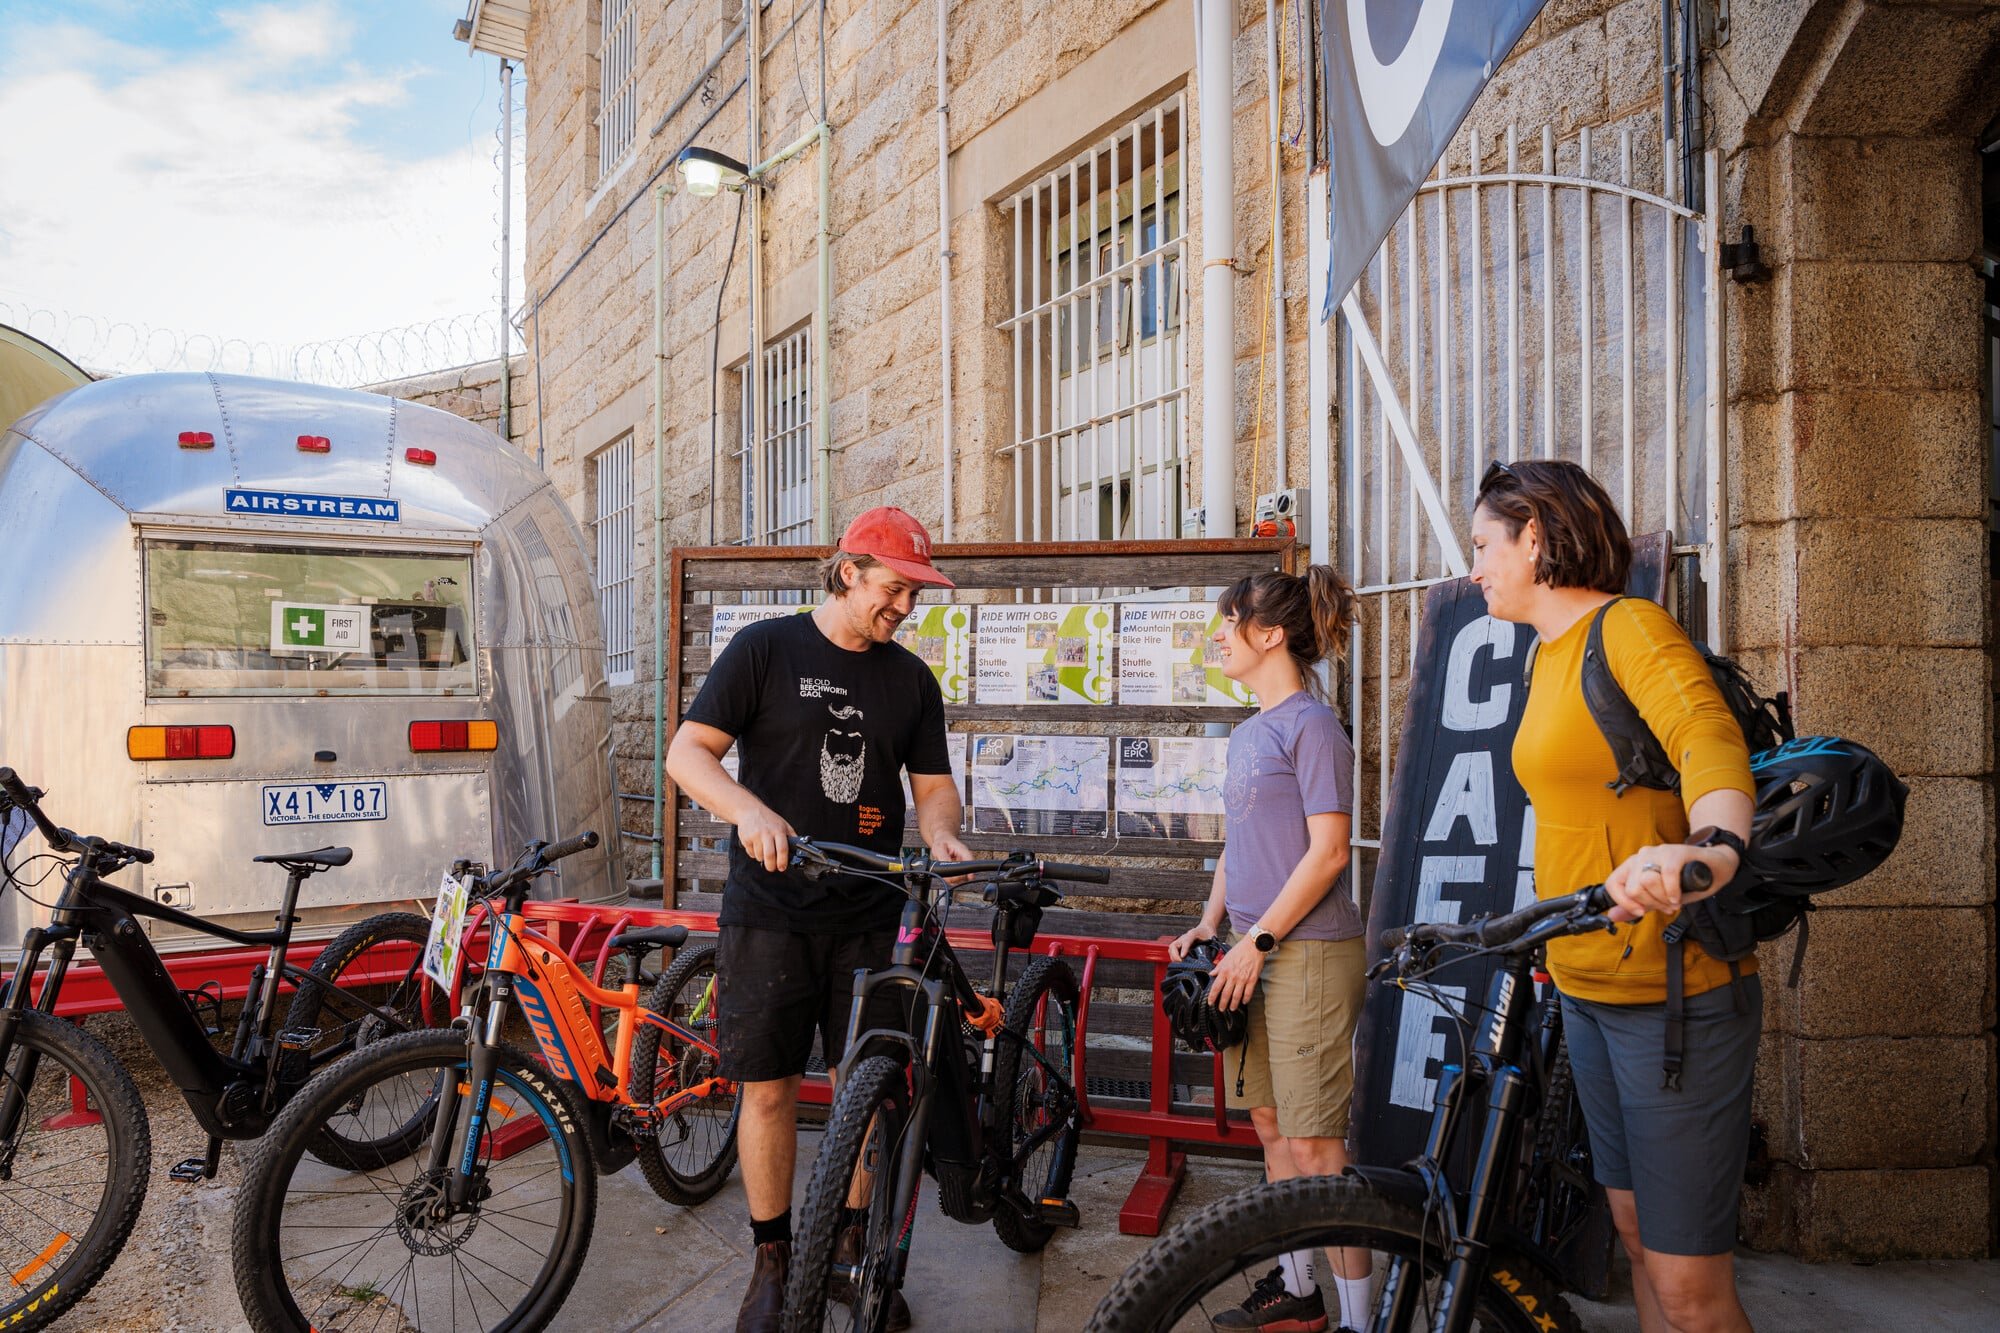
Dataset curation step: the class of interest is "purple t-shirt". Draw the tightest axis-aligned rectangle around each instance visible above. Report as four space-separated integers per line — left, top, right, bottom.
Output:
1222 691 1359 942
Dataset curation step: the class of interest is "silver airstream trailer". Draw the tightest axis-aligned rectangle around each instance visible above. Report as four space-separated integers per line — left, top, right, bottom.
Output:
0 372 619 954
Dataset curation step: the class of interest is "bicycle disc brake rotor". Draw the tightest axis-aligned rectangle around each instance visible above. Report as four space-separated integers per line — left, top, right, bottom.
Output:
393 1170 487 1257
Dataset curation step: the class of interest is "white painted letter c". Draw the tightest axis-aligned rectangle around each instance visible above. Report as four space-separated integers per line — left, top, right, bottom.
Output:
1345 0 1455 147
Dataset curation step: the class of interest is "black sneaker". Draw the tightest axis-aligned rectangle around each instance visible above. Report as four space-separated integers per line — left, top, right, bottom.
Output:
1208 1265 1329 1332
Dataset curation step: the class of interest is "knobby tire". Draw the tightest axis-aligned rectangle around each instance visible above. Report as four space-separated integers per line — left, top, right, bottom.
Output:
630 942 740 1205
989 955 1081 1254
783 1054 913 1333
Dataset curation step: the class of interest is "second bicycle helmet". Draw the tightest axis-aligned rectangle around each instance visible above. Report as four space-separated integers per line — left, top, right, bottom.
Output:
1741 736 1907 895
1160 938 1250 1053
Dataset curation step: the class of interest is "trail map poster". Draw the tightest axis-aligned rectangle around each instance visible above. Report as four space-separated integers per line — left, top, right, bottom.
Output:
1115 736 1229 840
974 605 1113 705
1116 603 1254 706
969 734 1110 837
893 604 973 703
710 605 806 653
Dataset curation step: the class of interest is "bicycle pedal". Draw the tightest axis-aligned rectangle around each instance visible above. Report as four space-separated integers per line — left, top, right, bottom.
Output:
1033 1197 1081 1228
169 1157 209 1183
276 1027 322 1051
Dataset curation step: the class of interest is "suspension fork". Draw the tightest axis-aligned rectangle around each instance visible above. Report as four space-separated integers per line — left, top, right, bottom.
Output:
0 930 71 1151
439 970 513 1206
1371 1061 1473 1333
1435 1063 1531 1333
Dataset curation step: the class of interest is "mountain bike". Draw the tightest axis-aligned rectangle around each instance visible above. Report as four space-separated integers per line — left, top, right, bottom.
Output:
779 836 1107 1333
1085 864 1711 1333
0 767 447 1330
231 829 741 1332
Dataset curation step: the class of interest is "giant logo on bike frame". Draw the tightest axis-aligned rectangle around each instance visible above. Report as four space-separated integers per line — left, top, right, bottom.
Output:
1350 534 1666 1292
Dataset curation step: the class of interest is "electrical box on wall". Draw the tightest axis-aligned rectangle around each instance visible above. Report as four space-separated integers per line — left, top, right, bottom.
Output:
1253 489 1308 542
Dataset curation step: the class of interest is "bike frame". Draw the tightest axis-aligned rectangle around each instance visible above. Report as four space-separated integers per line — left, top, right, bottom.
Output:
0 844 395 1142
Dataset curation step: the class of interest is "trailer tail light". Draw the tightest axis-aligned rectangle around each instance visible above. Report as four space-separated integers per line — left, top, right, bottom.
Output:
128 725 235 760
178 431 215 449
296 435 331 453
405 448 437 466
409 720 498 753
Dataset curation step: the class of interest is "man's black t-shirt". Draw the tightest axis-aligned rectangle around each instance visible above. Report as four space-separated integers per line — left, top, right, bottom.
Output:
684 612 951 933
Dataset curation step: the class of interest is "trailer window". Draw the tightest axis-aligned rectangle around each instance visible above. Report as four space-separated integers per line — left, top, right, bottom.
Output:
145 541 477 697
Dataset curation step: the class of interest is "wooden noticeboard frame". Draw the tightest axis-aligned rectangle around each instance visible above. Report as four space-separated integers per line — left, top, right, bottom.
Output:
664 537 1294 1106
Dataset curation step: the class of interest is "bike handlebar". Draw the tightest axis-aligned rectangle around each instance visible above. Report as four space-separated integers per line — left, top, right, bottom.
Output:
788 836 1112 886
540 830 600 864
1378 861 1713 958
0 766 153 864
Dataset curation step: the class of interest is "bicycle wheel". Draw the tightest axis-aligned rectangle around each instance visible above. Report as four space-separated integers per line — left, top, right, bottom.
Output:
1084 1174 1581 1333
233 1029 597 1333
1517 1037 1616 1299
783 1054 913 1333
989 955 1080 1254
0 1011 150 1331
629 942 740 1205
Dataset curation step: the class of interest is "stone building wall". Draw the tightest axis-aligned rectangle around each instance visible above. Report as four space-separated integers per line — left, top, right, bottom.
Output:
499 0 1997 1258
368 355 536 455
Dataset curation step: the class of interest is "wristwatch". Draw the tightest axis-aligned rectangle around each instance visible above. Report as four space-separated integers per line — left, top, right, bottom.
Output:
1249 925 1279 954
1687 826 1747 859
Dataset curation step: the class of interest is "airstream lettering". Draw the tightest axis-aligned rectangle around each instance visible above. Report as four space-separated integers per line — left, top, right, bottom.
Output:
0 373 620 957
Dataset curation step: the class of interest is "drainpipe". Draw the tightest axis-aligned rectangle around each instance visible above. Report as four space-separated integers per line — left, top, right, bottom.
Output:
1263 0 1284 492
817 121 834 542
747 0 765 544
499 58 515 446
1198 0 1237 537
650 182 674 880
935 0 954 541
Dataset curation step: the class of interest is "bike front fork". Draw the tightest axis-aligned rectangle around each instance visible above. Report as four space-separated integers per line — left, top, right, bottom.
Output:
432 986 511 1207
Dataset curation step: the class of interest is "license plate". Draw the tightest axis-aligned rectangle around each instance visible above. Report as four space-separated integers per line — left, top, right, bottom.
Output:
262 781 388 826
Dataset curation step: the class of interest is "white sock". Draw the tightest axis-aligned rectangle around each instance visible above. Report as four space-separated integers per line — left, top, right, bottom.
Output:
1279 1248 1316 1296
1332 1271 1374 1326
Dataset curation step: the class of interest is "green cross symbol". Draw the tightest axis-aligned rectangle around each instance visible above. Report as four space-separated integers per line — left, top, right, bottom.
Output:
283 608 326 646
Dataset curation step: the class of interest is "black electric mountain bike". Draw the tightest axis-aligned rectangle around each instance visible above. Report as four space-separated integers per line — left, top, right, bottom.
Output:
0 768 446 1329
1085 864 1710 1333
781 836 1106 1333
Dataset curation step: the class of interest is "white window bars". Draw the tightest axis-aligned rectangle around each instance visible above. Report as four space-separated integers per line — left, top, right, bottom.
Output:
1000 96 1188 543
592 435 636 683
596 0 639 180
736 328 815 549
1335 124 1722 851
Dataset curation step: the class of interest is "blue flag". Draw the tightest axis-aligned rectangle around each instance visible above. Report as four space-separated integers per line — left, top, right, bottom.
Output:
1320 0 1549 317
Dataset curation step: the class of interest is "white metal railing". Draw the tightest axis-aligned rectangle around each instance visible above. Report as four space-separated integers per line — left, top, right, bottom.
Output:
1000 97 1188 543
1337 125 1721 849
593 435 636 682
737 328 815 549
597 0 639 179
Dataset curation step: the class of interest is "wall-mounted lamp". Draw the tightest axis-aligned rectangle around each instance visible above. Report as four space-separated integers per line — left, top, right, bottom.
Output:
675 146 753 198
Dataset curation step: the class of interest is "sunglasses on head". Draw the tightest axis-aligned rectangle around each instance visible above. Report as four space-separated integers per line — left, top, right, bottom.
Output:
1479 459 1518 493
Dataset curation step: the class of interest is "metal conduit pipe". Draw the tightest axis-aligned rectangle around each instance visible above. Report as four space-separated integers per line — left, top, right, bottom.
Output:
747 0 765 550
650 181 674 879
935 0 954 541
1197 0 1237 537
500 58 515 447
1263 0 1284 492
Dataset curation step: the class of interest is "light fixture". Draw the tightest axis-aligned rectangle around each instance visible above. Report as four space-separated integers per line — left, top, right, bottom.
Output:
676 146 752 198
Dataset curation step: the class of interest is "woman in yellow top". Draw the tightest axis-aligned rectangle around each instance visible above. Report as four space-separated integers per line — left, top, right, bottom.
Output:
1470 460 1758 1333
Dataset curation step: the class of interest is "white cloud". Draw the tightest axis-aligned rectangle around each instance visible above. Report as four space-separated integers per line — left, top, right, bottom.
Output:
0 6 518 379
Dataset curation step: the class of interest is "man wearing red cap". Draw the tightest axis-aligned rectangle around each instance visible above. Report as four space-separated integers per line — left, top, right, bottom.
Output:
668 506 968 1332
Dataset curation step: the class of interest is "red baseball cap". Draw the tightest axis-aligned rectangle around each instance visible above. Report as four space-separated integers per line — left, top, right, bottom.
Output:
839 506 954 588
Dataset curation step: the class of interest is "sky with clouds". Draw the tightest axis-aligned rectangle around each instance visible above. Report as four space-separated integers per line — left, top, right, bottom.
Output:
0 0 523 379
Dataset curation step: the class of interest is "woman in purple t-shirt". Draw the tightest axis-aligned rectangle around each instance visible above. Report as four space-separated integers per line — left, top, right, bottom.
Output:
1169 564 1371 1332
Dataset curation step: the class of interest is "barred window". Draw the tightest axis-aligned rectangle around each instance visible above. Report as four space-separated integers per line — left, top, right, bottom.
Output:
591 435 635 683
736 328 815 548
596 0 639 179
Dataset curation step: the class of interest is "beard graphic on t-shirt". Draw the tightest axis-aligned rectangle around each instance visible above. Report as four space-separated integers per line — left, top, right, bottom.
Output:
819 704 865 804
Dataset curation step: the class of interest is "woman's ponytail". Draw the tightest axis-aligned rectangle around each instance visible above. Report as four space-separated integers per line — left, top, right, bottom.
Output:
1303 564 1355 666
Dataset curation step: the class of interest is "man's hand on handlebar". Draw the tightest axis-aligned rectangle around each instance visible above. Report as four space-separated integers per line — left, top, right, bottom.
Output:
737 803 798 874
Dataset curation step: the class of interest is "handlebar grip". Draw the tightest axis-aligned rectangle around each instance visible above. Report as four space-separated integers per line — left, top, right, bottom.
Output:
788 837 903 872
1680 860 1713 895
1379 924 1410 953
115 842 155 865
1039 860 1109 885
541 830 600 864
0 768 26 802
0 767 68 850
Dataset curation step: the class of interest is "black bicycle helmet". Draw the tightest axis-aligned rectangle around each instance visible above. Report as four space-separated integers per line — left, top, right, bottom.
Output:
1741 736 1907 895
1160 938 1250 1053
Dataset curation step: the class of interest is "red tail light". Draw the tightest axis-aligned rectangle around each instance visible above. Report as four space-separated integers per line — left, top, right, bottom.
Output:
178 431 215 449
128 725 235 760
297 435 331 453
410 720 499 753
404 448 437 466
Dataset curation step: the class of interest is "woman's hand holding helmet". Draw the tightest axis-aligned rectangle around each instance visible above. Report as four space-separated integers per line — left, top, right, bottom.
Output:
1206 934 1268 1012
1167 919 1218 963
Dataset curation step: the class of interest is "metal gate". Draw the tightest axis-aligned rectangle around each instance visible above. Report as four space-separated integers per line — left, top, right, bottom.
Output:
1329 126 1722 858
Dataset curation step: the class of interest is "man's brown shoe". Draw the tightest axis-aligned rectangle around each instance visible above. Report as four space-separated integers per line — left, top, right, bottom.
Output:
736 1240 789 1333
829 1223 912 1331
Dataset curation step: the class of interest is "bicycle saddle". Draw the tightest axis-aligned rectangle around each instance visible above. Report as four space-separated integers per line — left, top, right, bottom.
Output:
606 925 689 954
253 847 353 871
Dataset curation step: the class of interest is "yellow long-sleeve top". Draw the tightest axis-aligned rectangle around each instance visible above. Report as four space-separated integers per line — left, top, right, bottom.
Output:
1514 597 1757 1005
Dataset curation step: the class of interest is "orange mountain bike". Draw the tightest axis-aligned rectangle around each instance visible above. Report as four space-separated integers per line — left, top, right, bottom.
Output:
230 832 740 1332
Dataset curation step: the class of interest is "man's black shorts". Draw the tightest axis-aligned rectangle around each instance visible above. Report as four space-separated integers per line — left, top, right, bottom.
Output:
715 924 904 1082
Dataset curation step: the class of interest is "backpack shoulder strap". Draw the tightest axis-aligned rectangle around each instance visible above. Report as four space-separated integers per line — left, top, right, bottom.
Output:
1581 597 1681 796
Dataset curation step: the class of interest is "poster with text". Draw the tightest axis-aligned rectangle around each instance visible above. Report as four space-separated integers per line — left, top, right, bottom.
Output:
1115 736 1229 840
974 604 1113 705
1116 603 1254 706
893 604 973 703
709 605 807 655
969 734 1109 837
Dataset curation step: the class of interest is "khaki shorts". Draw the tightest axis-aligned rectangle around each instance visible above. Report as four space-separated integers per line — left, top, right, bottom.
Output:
1224 935 1367 1140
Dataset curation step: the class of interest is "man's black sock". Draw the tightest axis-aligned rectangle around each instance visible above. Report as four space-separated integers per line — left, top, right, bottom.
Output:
751 1209 792 1248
